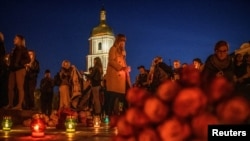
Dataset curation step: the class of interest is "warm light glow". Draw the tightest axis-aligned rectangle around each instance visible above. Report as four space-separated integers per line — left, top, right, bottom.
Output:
2 116 13 131
34 125 39 131
65 116 77 132
30 114 46 137
3 131 10 138
93 116 101 128
94 127 100 133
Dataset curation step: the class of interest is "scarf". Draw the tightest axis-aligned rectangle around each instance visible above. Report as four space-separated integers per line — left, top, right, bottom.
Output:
210 55 231 70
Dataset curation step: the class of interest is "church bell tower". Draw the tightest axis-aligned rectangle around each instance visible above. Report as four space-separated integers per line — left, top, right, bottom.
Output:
86 7 115 74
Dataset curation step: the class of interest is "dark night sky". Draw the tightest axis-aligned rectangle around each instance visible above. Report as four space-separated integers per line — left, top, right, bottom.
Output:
0 0 250 86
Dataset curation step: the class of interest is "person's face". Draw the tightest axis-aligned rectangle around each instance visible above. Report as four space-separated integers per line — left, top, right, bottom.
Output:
215 45 228 61
45 73 50 78
63 61 71 69
119 41 126 49
13 36 22 46
173 61 181 69
193 61 200 69
29 51 34 60
139 68 145 74
182 64 188 68
235 54 243 62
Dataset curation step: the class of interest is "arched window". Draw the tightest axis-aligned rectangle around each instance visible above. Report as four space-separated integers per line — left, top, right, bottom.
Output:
98 42 102 50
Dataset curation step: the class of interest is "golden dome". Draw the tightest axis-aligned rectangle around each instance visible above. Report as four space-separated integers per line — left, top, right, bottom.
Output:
91 7 114 37
91 22 114 37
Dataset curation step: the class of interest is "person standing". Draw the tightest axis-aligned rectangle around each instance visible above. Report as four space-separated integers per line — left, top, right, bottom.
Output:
105 34 132 116
58 60 72 109
4 34 31 110
24 50 40 110
85 57 103 116
172 59 182 81
0 32 7 107
40 69 54 116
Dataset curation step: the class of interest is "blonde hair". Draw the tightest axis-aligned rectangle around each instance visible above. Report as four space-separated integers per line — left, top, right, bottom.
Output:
61 60 71 69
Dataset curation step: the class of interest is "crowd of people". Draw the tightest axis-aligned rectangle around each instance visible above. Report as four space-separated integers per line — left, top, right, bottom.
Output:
0 32 249 122
134 40 250 99
113 40 250 141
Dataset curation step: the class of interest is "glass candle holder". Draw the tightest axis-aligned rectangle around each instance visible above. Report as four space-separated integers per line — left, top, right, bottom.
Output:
93 116 101 128
1 116 13 131
65 115 77 132
30 114 46 137
103 115 109 124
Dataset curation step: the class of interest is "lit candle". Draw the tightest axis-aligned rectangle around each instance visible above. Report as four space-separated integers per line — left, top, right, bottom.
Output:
30 114 46 137
103 115 109 124
93 116 101 128
2 116 13 131
65 115 77 132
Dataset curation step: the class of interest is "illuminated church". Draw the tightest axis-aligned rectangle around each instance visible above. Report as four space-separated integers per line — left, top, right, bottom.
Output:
86 7 115 74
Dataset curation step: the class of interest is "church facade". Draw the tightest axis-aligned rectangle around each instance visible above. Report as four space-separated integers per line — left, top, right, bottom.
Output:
86 7 115 74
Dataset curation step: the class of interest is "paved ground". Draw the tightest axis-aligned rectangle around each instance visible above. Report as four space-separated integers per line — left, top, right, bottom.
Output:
0 109 117 141
0 125 116 141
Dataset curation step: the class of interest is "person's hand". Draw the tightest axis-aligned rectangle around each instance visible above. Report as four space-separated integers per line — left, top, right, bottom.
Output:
127 66 131 72
216 71 224 77
121 66 131 72
25 63 31 67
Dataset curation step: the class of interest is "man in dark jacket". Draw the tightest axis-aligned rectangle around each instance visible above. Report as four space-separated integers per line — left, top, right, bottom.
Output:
134 65 149 89
40 69 54 116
